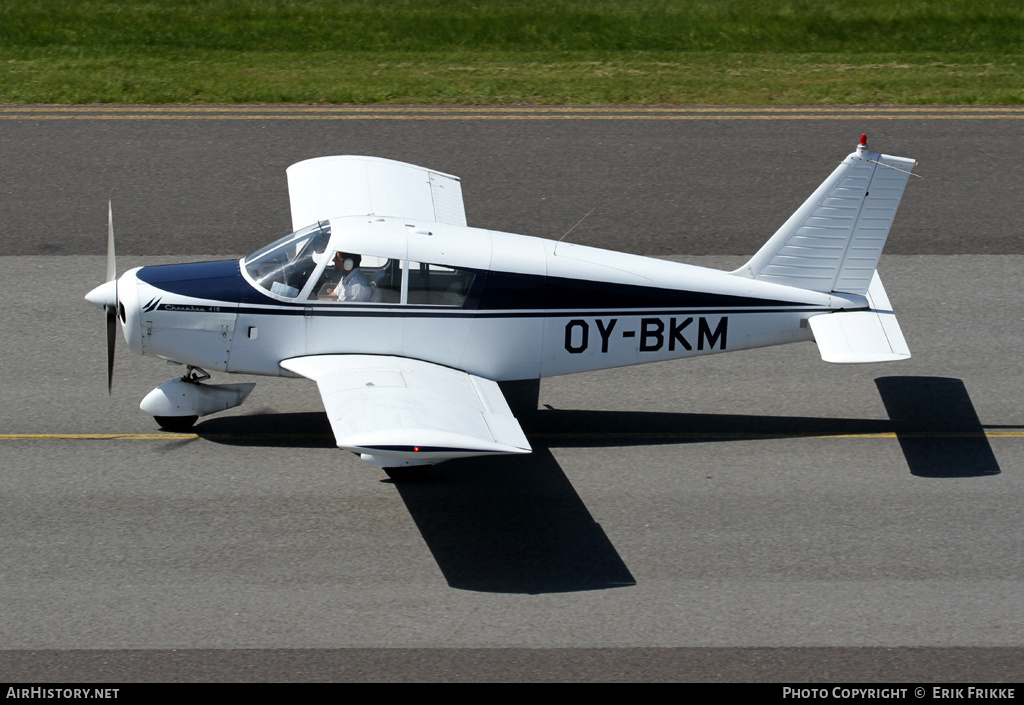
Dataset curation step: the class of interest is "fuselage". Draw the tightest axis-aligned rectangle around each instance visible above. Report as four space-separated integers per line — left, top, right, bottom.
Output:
115 216 867 381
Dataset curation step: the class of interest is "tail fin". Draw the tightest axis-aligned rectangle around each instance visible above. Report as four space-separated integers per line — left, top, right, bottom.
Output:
732 136 916 296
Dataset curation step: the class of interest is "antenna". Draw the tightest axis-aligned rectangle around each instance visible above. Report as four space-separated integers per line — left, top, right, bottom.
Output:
860 134 920 177
553 207 595 256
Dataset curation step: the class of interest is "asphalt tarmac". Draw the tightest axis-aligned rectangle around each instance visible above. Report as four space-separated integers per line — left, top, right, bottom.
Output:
1 107 1022 682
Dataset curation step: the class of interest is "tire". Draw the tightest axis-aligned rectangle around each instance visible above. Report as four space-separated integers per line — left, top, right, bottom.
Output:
154 415 198 432
383 466 431 482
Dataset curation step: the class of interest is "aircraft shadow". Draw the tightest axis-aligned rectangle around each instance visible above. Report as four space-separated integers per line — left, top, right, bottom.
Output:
875 376 1001 478
191 376 1000 593
195 407 891 448
196 411 636 594
388 451 637 594
195 411 337 448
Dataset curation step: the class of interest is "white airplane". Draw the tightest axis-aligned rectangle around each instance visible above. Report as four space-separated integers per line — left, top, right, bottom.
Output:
86 136 916 477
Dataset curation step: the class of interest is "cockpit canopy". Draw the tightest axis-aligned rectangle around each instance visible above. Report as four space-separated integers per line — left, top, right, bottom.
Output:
243 222 331 298
241 221 476 307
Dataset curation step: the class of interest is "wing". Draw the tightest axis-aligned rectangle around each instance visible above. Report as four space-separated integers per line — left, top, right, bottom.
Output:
280 355 531 468
286 156 467 231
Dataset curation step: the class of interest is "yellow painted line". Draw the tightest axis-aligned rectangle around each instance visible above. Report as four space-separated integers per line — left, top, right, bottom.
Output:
0 433 198 440
2 431 1022 441
2 105 1024 112
4 115 1024 122
0 104 1019 111
536 431 1024 440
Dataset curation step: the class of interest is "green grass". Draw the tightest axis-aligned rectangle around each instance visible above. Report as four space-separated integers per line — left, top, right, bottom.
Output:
2 0 1023 104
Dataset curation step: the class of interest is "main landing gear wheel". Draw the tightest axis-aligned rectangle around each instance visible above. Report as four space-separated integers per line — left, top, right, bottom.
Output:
384 467 430 482
154 415 198 432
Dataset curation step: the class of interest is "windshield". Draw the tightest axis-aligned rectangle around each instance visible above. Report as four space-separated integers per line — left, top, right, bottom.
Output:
243 222 332 298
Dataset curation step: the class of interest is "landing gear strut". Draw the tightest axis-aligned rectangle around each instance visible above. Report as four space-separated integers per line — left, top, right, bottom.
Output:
182 365 210 384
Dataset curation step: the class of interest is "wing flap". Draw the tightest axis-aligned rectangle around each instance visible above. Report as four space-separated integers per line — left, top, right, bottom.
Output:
280 355 531 465
286 156 467 230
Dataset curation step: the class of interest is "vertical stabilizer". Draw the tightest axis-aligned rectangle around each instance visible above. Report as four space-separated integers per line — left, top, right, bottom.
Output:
733 137 915 296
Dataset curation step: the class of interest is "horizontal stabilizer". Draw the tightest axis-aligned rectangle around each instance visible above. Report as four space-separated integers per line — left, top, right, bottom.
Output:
808 273 910 363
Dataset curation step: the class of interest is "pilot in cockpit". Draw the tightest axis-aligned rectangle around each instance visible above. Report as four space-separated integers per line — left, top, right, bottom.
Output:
325 252 372 302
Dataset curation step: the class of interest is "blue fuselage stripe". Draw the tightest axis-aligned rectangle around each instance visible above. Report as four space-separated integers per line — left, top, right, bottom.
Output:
219 306 829 318
137 260 832 317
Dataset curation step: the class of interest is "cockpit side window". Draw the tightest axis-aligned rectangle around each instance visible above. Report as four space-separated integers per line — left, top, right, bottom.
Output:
243 223 331 299
407 262 476 307
308 253 400 304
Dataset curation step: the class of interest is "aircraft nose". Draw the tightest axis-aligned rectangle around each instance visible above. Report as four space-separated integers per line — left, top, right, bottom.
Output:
85 280 118 309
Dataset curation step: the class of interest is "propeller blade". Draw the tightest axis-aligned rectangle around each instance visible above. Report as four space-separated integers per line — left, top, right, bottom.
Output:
106 305 117 394
106 201 117 283
105 201 117 393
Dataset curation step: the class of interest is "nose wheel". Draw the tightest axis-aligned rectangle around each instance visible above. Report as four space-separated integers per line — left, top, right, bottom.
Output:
142 366 255 433
152 366 208 431
154 415 199 432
